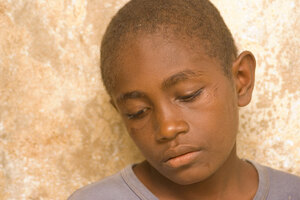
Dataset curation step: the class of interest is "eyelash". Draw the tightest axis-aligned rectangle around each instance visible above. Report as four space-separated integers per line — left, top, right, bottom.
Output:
126 108 149 120
177 88 203 102
125 89 203 119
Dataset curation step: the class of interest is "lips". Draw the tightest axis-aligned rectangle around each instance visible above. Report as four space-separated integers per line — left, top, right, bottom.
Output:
162 145 202 168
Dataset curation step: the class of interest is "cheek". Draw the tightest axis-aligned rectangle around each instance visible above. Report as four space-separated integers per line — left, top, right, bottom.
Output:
127 122 159 159
184 90 239 151
209 105 238 159
124 115 151 130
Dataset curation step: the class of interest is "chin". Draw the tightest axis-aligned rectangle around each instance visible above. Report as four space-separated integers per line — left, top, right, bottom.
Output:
162 165 215 185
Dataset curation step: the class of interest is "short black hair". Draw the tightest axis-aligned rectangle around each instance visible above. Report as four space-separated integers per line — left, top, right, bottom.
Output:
101 0 238 95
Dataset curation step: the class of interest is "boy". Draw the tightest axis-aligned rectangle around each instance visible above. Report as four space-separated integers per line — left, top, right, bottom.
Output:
69 0 300 199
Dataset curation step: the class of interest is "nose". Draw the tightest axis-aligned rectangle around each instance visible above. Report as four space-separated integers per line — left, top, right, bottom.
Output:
154 106 189 142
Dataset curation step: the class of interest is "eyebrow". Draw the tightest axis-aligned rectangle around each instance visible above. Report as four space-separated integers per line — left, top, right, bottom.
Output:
117 91 146 103
162 70 203 89
117 70 203 103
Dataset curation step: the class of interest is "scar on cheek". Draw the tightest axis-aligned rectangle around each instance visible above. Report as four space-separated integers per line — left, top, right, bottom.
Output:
202 86 217 101
209 83 220 98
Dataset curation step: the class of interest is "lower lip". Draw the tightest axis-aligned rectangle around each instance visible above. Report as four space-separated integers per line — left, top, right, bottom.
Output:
164 151 201 168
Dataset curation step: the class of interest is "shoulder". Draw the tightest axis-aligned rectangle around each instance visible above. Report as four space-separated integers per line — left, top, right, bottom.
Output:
68 166 138 200
255 162 300 199
267 166 300 191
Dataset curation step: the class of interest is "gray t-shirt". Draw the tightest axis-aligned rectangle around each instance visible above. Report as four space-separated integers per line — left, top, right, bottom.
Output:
68 161 300 200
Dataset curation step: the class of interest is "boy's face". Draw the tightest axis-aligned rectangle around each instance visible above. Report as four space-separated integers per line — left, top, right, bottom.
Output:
111 34 240 185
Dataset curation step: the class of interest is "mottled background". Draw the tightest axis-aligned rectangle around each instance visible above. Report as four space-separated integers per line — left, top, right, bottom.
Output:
0 0 299 199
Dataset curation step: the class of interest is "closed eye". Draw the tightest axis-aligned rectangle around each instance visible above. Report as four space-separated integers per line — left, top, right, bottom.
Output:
126 107 149 119
177 88 203 102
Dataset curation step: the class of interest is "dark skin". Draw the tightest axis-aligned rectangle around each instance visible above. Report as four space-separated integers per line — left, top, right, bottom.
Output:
110 33 257 200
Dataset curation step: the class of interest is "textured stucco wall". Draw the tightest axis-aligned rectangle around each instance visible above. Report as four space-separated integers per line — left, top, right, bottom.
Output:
0 0 299 199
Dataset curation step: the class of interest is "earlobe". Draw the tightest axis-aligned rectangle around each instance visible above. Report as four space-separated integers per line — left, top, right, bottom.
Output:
232 51 256 107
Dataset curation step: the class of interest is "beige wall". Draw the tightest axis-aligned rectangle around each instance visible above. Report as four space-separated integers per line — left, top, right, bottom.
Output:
0 0 299 199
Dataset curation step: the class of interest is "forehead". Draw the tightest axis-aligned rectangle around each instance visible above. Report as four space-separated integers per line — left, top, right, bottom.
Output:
117 32 219 72
121 31 208 60
111 33 225 98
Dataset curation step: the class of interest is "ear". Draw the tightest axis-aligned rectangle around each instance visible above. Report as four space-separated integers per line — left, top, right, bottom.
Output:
231 51 256 107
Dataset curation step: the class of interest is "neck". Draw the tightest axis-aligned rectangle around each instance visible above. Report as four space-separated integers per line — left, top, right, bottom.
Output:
134 145 258 200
